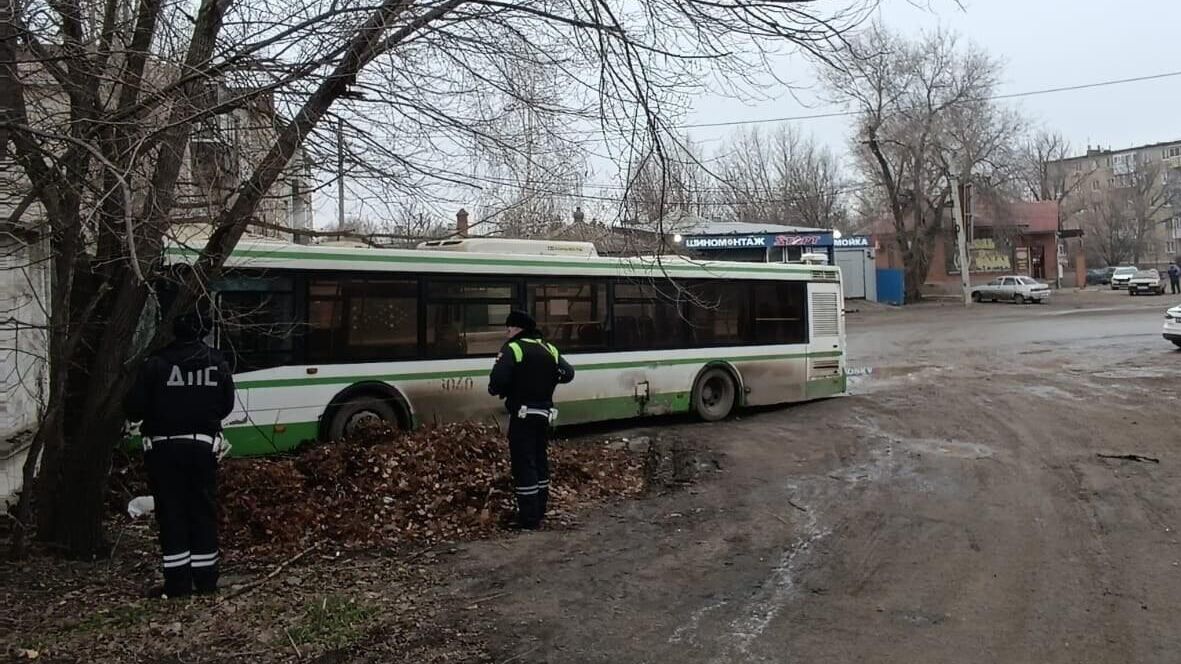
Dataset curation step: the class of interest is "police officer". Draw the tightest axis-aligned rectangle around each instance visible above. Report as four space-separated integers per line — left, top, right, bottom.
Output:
488 310 575 529
125 306 235 598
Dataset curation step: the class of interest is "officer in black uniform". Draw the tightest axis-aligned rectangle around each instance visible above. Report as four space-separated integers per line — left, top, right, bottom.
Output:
488 310 575 529
125 307 235 598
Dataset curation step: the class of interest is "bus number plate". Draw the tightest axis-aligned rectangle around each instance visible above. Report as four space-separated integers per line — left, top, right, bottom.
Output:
441 377 474 392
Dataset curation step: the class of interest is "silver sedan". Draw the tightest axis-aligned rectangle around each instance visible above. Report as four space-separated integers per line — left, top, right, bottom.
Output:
970 276 1052 304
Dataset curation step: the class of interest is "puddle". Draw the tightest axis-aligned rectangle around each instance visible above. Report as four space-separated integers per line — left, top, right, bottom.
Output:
901 438 995 460
845 365 937 392
1019 385 1083 401
1093 367 1172 380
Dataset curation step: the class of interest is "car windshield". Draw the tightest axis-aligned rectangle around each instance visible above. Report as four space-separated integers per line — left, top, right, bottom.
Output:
1017 277 1039 285
1114 267 1138 275
1135 270 1157 278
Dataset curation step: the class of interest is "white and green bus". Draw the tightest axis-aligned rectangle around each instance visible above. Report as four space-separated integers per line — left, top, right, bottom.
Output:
171 237 846 456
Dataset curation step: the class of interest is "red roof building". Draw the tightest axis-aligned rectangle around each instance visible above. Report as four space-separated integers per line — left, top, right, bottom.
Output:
875 200 1085 294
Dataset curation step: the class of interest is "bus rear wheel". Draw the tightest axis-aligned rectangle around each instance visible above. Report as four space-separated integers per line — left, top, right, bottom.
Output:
328 396 399 441
693 368 736 422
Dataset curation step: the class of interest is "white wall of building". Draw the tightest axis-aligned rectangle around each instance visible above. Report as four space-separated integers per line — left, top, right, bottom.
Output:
0 232 50 504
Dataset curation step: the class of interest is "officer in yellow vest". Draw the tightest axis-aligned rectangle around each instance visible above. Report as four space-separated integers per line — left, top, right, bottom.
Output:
488 310 575 529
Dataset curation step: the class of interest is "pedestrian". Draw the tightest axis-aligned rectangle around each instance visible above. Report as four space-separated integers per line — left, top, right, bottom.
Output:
125 305 235 598
488 310 575 530
1169 262 1180 295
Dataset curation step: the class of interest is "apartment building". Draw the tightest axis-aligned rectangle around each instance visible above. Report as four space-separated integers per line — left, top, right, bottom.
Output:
1050 140 1181 263
1 67 314 502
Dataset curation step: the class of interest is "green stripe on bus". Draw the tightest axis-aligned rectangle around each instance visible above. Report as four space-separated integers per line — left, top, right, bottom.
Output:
805 374 847 399
220 392 696 454
223 420 320 456
165 246 831 276
235 350 842 390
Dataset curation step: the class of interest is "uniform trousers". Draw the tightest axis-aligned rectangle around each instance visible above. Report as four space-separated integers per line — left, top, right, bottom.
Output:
146 438 219 596
507 415 550 528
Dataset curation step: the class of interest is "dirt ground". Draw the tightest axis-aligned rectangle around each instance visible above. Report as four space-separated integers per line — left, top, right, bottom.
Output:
442 290 1181 663
6 290 1181 663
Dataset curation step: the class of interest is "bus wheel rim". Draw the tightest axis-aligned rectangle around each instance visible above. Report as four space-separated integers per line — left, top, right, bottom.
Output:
346 410 382 434
703 377 728 409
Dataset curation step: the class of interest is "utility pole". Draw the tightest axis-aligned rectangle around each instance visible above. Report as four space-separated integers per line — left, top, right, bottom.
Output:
950 175 972 306
336 118 346 229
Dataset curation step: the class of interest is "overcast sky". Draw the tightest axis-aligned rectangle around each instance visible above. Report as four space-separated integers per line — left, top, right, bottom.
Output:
686 0 1181 156
314 0 1181 228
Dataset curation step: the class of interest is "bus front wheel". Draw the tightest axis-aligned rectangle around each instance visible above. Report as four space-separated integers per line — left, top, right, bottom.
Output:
328 396 399 441
693 368 736 422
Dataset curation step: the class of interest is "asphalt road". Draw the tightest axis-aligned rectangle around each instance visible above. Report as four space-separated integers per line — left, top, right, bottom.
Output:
443 292 1181 664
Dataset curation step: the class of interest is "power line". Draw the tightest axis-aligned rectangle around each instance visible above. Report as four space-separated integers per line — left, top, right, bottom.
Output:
673 69 1181 129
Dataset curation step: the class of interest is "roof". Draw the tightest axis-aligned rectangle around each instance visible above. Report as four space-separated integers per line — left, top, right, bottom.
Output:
873 200 1060 236
975 200 1059 234
164 238 839 281
623 214 828 236
1058 138 1181 161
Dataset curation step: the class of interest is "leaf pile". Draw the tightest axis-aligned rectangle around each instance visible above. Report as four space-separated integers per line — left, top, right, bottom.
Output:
217 423 644 554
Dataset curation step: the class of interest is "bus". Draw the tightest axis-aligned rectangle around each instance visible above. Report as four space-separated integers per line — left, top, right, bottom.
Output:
168 236 846 456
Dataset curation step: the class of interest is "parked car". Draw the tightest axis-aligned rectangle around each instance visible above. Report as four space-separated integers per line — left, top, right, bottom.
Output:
1128 269 1167 296
1086 267 1117 285
1164 305 1181 348
970 276 1052 304
1110 266 1139 289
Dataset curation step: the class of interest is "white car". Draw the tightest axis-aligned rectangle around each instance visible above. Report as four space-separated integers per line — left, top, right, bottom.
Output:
1128 269 1167 296
1110 266 1139 290
1165 305 1181 348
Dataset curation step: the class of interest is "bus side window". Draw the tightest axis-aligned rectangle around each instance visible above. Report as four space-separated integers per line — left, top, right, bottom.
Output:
683 280 747 346
424 279 514 358
611 280 686 351
528 280 608 351
216 273 297 372
308 277 419 363
751 281 807 344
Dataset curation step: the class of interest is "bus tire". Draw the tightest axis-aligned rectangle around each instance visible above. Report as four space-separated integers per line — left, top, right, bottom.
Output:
326 394 400 442
693 367 737 422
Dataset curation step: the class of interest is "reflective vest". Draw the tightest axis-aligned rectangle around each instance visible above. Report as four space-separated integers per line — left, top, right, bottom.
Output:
507 337 560 364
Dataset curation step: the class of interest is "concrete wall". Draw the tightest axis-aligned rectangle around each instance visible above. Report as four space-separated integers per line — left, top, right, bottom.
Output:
0 232 49 505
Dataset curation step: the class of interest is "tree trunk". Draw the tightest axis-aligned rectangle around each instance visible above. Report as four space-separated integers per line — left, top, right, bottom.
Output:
903 244 932 303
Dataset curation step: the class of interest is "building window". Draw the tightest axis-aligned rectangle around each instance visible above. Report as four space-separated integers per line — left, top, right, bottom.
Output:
528 280 608 351
1091 180 1100 191
308 277 419 363
424 280 515 358
751 282 807 345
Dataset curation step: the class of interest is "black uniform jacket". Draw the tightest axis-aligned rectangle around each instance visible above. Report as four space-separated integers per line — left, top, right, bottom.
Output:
125 340 236 438
488 331 575 413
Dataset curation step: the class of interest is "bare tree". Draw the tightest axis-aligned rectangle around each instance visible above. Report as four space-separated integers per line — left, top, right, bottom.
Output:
824 24 1020 302
622 136 715 224
1114 157 1174 264
715 125 849 229
1085 197 1139 267
3 0 875 557
1019 130 1075 203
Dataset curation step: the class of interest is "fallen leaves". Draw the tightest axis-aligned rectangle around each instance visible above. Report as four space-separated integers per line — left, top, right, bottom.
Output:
217 423 644 555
